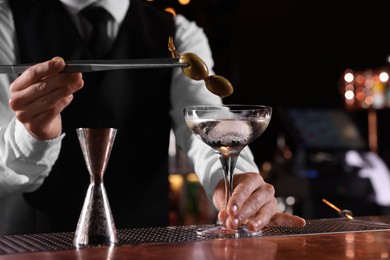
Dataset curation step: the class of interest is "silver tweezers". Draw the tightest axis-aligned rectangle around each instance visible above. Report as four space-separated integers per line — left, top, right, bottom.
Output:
0 58 188 74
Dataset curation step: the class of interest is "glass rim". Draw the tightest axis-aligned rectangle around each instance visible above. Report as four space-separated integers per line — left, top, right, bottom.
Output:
184 104 272 111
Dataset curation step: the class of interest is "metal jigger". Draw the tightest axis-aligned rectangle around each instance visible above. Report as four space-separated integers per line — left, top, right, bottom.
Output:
74 128 118 248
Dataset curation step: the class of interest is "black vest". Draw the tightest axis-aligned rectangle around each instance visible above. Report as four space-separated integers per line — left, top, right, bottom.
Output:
9 0 175 232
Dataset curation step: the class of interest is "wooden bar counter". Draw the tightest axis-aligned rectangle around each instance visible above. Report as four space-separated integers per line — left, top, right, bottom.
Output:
1 216 390 259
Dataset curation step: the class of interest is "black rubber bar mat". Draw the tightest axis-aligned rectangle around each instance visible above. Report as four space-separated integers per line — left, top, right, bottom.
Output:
1 215 390 255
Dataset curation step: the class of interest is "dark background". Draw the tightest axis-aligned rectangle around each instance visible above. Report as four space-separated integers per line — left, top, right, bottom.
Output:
151 0 390 164
151 0 390 218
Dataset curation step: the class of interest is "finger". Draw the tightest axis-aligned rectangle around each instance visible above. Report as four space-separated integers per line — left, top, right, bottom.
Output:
23 95 74 140
14 74 82 140
226 173 266 217
15 90 75 124
9 71 83 110
226 181 275 227
214 173 260 224
212 178 225 210
10 57 66 91
217 207 227 223
225 196 278 231
266 212 306 228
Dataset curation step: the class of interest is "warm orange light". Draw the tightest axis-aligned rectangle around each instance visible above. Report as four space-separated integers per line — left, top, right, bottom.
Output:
355 74 365 85
364 95 374 106
262 161 272 172
164 7 176 16
169 174 183 193
356 91 365 101
186 172 199 182
178 0 191 5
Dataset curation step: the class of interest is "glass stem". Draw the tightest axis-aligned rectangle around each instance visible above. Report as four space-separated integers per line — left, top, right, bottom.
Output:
218 152 239 225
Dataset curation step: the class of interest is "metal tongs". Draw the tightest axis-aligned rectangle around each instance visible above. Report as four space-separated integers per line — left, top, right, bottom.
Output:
0 58 189 74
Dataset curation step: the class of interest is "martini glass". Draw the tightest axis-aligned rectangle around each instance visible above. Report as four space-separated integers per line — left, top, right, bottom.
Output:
183 104 272 238
73 128 118 248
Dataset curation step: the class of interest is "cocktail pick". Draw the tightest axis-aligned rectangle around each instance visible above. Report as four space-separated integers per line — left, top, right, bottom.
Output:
322 198 354 220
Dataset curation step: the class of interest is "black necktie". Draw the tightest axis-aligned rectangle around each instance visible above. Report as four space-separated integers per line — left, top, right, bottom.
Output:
81 5 113 59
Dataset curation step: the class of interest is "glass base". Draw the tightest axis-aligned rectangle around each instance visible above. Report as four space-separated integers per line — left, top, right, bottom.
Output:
196 224 262 238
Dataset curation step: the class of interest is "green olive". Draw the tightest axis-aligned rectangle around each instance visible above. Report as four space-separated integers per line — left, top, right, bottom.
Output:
204 75 234 98
179 53 209 80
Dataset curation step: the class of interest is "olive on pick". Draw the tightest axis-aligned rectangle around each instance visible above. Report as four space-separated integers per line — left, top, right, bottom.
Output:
204 75 234 98
179 53 209 81
168 36 234 98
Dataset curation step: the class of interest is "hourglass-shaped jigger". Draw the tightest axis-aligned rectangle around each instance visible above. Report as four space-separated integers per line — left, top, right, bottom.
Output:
74 128 118 248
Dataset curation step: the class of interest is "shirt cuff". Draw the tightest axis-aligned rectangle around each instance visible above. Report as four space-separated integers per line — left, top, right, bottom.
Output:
14 119 64 162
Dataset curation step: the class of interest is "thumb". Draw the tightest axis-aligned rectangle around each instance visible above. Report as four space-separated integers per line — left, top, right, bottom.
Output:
266 212 306 227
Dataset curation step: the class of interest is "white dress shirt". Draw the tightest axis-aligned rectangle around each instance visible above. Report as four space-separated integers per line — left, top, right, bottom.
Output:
0 0 259 201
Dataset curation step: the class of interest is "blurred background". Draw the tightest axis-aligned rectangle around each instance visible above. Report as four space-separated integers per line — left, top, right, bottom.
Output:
146 0 390 224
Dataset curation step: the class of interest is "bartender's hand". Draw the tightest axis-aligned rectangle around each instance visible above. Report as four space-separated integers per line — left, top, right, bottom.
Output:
8 57 84 140
213 172 306 231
